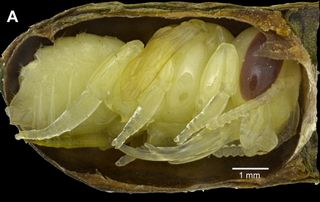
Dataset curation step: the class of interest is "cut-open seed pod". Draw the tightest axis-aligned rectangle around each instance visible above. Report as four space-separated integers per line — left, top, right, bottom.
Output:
1 2 319 192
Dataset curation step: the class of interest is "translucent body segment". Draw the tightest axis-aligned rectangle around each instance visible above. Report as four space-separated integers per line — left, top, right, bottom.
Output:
240 107 265 149
277 104 300 144
267 60 301 133
158 33 213 123
240 105 278 156
112 61 174 148
89 40 144 99
8 34 124 130
197 43 234 109
175 43 240 144
119 19 206 102
151 25 175 38
14 39 144 141
98 40 144 120
107 69 137 122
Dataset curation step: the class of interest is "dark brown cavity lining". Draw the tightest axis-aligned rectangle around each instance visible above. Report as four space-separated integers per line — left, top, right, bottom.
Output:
54 17 250 43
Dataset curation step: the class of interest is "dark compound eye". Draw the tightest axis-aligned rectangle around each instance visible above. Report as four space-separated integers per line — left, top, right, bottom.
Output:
240 33 282 100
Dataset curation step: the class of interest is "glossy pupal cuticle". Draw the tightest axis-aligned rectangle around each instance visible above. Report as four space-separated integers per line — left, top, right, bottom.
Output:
7 20 302 166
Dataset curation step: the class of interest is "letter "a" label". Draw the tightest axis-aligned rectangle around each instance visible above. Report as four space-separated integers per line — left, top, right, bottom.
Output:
7 10 18 23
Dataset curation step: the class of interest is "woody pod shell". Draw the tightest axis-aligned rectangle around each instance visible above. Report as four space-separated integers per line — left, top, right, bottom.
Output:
0 2 319 192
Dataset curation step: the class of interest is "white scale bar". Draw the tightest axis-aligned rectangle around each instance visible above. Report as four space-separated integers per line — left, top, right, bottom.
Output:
232 167 269 171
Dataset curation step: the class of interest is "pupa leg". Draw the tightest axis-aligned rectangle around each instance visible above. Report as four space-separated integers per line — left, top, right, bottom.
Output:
168 122 239 164
164 78 292 160
175 43 240 144
15 91 103 140
115 155 137 167
212 144 245 158
116 121 238 166
175 92 230 144
7 34 125 130
205 78 293 131
114 51 295 165
239 102 279 156
15 41 143 141
30 103 118 149
189 78 293 157
158 23 234 124
112 61 174 149
116 132 223 164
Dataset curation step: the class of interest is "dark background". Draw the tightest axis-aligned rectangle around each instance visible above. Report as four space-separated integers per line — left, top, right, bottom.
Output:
0 0 318 200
